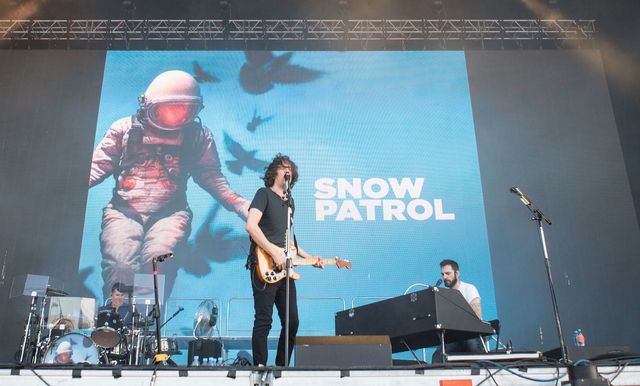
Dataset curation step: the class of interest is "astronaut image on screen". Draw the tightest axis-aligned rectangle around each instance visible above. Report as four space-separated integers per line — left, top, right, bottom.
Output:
89 70 249 297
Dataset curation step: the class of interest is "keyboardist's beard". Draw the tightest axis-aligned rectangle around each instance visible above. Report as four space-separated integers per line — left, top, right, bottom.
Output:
444 277 458 288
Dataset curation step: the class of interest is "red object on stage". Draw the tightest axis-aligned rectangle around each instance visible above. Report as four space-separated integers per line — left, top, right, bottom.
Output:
439 380 472 386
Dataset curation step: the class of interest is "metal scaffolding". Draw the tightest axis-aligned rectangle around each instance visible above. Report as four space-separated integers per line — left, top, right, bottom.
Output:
0 19 596 43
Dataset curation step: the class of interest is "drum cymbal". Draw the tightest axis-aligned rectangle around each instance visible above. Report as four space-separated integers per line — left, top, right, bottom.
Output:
51 317 75 330
46 287 68 297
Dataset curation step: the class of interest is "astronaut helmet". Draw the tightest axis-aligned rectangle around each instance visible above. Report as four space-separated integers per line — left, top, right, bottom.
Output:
138 70 204 131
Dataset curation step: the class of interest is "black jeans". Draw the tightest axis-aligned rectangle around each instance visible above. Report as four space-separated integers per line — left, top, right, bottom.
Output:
250 267 299 366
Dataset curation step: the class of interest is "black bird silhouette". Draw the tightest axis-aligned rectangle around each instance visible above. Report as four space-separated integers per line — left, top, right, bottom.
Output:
193 61 220 83
246 108 274 132
223 133 269 175
181 203 248 276
239 51 322 95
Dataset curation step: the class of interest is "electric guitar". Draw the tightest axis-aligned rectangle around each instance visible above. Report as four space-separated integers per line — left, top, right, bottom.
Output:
255 245 352 284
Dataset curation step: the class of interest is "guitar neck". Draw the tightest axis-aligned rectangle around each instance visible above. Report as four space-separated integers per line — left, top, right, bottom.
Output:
291 257 336 266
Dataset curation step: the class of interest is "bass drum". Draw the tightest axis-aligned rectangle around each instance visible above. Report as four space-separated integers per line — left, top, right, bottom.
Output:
42 333 102 365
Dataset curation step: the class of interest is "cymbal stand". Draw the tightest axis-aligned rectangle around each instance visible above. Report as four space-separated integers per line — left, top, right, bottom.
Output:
33 295 48 363
129 295 138 366
19 291 38 363
135 299 152 365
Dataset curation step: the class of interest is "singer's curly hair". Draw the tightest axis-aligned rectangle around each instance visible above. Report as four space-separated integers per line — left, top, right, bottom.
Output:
262 153 298 188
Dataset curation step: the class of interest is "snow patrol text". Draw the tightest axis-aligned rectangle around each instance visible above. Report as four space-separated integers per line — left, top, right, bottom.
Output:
314 178 456 221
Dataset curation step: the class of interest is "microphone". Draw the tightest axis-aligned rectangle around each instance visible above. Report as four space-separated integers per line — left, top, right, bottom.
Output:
155 252 173 262
434 279 443 287
284 173 291 193
209 304 218 327
510 186 532 206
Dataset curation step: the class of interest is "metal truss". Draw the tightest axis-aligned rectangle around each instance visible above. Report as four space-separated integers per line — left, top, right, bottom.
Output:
0 19 596 42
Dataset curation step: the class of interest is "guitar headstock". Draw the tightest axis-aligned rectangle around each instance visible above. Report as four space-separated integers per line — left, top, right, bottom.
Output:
333 257 352 270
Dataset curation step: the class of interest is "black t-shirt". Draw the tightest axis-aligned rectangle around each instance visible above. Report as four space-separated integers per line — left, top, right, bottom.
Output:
249 187 295 249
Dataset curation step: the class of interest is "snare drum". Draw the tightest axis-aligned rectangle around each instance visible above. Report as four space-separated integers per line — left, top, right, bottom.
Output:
42 333 101 364
91 310 123 348
145 336 179 357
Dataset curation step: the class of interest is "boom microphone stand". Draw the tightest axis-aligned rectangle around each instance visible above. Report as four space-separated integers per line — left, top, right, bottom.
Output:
510 187 569 364
283 174 293 367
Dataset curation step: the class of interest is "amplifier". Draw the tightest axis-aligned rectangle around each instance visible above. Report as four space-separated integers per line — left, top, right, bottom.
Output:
295 335 392 368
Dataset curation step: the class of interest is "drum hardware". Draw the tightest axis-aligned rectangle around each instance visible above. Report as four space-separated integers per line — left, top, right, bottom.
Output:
33 294 50 363
91 310 123 348
145 336 180 358
42 332 104 365
141 305 185 358
45 286 68 297
48 318 73 340
18 293 54 364
104 334 131 365
148 253 177 365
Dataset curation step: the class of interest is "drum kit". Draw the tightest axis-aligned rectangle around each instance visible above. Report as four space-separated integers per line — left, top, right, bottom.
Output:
18 285 181 366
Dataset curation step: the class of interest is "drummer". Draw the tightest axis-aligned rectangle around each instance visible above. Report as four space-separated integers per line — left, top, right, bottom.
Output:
99 282 134 326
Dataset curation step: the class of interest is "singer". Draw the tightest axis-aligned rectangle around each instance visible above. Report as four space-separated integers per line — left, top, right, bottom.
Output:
245 154 324 366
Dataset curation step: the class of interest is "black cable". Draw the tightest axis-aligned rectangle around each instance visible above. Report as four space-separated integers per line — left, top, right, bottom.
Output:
149 362 161 386
477 360 566 383
607 358 640 384
29 367 52 386
251 265 267 291
474 363 502 386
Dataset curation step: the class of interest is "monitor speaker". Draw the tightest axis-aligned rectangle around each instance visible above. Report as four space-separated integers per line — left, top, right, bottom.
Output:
294 335 392 368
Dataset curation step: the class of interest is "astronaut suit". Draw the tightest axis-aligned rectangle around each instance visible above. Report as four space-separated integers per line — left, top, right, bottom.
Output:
89 70 249 297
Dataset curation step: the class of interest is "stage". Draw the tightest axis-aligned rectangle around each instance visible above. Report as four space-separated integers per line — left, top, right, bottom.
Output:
1 361 639 386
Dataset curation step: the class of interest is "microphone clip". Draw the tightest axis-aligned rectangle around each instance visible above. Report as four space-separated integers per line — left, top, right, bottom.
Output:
155 252 173 262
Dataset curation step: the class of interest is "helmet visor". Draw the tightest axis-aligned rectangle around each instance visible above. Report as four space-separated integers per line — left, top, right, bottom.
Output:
148 102 200 129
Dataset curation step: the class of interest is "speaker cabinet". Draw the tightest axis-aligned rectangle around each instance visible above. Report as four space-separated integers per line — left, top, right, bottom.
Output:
294 335 392 368
187 339 223 365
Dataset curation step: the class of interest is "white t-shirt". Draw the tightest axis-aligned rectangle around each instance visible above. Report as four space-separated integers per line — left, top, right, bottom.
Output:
457 281 480 305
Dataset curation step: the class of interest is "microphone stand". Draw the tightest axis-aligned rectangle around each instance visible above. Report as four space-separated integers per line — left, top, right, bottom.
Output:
283 182 293 367
511 187 569 364
160 307 184 329
151 254 176 365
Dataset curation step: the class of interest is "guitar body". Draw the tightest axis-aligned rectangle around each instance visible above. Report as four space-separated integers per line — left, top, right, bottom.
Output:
255 246 299 284
254 246 352 284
